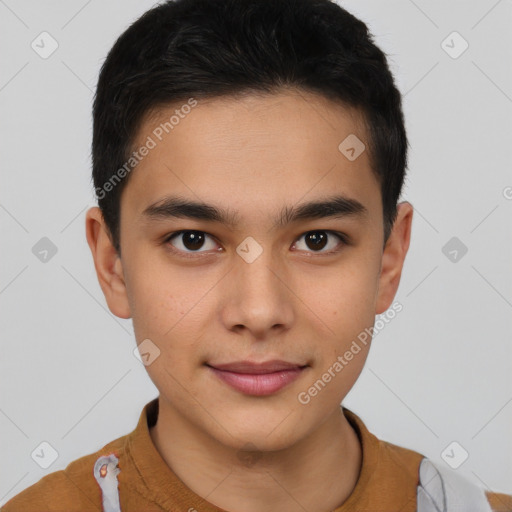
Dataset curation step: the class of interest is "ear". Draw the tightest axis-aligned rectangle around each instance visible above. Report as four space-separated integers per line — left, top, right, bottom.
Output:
85 207 131 319
375 201 413 315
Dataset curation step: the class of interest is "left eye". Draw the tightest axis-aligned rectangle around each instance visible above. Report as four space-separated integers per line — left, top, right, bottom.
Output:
292 230 346 253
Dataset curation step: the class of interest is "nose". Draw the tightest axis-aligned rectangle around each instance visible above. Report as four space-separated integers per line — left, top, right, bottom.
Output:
220 247 294 339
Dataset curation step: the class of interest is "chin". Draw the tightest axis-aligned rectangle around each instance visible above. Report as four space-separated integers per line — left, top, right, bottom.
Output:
209 403 310 452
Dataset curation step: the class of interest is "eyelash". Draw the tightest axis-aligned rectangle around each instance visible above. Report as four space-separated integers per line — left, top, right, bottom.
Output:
162 230 350 259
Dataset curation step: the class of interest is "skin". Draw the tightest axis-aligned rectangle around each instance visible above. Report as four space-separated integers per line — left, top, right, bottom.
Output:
85 88 413 512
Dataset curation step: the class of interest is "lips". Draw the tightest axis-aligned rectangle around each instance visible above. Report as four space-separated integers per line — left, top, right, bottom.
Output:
206 360 308 396
208 360 306 374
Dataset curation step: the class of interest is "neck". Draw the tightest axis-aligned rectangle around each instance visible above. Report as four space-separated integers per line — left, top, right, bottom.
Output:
149 400 362 512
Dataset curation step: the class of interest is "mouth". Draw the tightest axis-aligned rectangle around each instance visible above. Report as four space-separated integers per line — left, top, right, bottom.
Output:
205 360 309 396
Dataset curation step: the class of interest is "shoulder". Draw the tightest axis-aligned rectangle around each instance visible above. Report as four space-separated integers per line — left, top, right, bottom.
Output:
1 468 98 512
417 457 512 512
1 436 127 512
341 408 512 509
373 442 512 511
485 491 512 512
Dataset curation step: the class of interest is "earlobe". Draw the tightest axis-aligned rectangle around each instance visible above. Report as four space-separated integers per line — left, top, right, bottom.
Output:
375 201 413 315
85 207 132 319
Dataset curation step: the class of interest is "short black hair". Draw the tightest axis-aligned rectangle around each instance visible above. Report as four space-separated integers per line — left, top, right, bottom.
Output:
91 0 408 255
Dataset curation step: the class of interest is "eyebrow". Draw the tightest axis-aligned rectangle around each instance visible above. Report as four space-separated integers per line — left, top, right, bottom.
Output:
140 194 368 230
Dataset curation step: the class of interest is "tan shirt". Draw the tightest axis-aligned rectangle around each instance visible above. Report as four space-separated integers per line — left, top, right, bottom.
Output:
3 397 511 511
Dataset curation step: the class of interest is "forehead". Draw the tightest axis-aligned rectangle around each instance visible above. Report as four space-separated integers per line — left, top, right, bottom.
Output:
121 89 381 227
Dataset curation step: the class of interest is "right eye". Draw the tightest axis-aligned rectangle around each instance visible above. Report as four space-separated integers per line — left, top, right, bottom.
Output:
163 230 222 258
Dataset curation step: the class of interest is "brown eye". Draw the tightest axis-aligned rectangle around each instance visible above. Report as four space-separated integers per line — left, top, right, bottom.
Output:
293 230 347 254
180 231 205 250
304 232 328 250
166 230 219 254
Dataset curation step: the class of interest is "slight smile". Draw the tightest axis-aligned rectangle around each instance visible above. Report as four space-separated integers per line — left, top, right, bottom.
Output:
205 360 309 396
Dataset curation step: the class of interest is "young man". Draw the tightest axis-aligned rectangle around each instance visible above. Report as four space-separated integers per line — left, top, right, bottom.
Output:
3 0 511 510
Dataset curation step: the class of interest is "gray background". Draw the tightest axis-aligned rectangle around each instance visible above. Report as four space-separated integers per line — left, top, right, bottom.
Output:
1 0 511 504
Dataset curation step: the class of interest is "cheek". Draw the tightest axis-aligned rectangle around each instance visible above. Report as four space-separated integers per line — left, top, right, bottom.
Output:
129 281 175 334
123 256 184 339
301 257 379 378
125 249 187 323
303 261 379 327
125 261 211 367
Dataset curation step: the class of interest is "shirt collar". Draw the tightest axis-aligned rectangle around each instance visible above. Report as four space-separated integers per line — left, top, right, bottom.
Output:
126 397 419 511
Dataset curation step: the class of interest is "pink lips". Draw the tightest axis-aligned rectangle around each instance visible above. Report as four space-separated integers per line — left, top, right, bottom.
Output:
206 360 307 396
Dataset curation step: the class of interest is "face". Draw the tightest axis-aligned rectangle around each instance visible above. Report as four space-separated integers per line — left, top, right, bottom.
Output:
86 89 412 452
